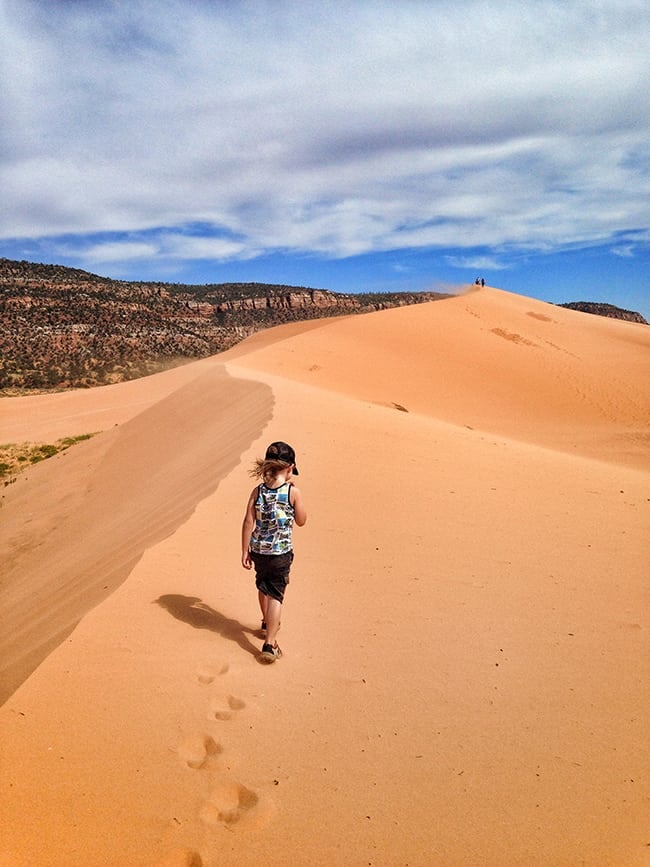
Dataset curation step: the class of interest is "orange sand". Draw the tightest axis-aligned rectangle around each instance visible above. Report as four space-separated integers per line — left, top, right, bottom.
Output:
0 286 648 866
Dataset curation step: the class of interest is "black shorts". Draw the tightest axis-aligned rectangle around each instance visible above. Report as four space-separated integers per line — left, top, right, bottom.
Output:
251 550 294 603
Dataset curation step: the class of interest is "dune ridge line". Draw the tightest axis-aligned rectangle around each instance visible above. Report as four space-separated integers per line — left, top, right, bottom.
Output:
0 364 273 704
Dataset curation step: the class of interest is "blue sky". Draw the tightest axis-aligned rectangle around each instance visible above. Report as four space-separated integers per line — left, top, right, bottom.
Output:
1 0 649 318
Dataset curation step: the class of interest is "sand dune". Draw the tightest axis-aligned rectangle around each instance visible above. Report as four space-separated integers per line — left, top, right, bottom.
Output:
0 366 273 702
0 287 648 866
234 286 650 468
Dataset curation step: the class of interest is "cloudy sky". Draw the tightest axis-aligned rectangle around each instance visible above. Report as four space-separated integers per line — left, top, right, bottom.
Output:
1 0 649 316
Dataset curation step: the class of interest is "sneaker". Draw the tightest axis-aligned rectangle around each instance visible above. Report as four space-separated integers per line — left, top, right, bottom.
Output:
260 642 282 663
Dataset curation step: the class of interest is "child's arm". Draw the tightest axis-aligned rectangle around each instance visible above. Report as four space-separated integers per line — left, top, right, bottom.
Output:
291 485 307 527
241 488 256 569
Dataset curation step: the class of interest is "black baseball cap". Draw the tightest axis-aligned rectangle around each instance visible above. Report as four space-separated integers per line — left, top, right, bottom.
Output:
265 441 299 474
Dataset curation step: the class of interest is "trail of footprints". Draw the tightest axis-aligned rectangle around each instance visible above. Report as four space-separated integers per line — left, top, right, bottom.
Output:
159 658 275 864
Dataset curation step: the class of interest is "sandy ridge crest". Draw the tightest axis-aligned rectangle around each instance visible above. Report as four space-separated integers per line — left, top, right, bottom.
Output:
0 363 273 703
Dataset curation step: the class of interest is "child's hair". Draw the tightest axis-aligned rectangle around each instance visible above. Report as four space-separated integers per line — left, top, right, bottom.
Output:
249 458 292 485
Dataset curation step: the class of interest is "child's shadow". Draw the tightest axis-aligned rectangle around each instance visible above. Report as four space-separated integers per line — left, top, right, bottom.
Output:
155 594 259 657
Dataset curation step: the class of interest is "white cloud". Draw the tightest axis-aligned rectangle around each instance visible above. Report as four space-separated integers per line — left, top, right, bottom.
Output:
160 234 250 261
1 0 649 265
610 244 635 258
67 241 159 263
445 255 510 271
58 234 251 268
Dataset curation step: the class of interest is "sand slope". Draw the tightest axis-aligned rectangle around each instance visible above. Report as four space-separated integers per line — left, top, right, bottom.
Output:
0 287 648 867
234 286 650 468
0 366 273 702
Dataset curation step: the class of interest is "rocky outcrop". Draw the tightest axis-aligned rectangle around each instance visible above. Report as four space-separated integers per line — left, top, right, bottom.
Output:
0 258 448 391
210 287 362 314
559 301 647 325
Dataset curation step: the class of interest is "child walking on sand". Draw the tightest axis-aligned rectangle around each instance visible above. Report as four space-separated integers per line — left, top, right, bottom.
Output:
241 441 307 663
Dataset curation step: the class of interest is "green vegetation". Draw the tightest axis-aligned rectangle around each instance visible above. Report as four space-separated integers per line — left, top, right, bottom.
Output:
0 433 97 483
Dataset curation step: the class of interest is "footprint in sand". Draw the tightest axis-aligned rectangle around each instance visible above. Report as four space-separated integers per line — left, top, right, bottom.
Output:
196 662 229 684
208 694 246 722
199 780 275 831
150 849 203 867
177 734 222 770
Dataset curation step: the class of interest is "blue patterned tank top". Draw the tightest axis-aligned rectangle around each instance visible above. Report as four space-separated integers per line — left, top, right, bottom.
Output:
250 482 295 555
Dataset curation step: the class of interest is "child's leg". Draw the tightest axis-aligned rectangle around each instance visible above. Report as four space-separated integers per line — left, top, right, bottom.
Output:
265 597 282 646
258 589 267 622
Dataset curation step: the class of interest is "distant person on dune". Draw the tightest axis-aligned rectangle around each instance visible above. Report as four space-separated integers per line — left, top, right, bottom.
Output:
241 441 307 663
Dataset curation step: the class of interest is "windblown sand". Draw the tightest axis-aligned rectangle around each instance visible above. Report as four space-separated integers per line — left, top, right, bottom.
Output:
1 287 648 866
